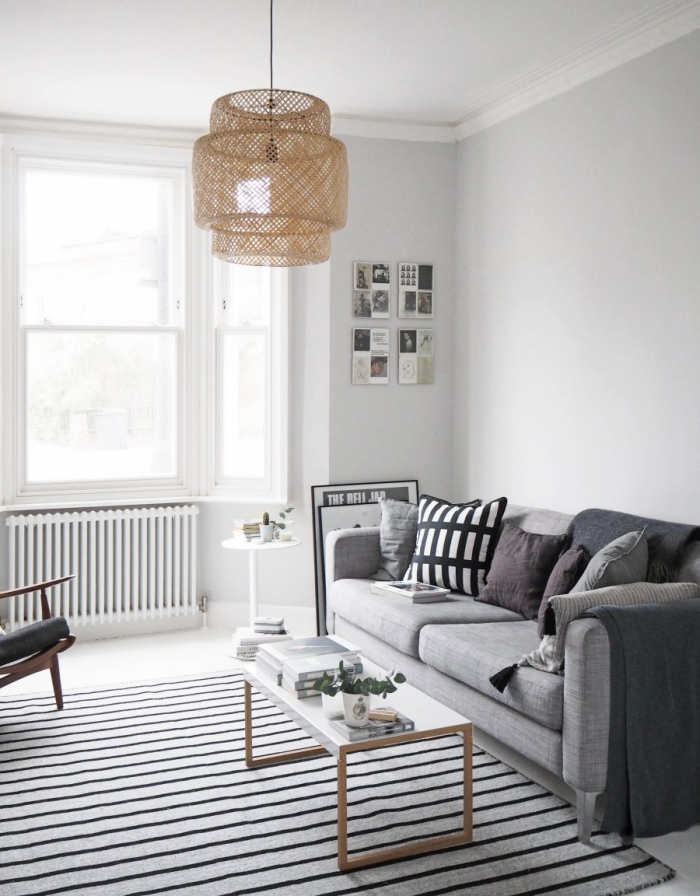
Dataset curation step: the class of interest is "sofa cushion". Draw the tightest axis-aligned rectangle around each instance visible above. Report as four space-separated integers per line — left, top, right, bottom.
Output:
476 524 568 620
537 545 590 637
405 495 507 596
329 578 524 657
419 622 564 731
571 530 648 592
371 498 420 581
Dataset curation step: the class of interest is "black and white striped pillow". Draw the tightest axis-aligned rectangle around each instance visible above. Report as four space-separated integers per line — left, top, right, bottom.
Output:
405 495 508 595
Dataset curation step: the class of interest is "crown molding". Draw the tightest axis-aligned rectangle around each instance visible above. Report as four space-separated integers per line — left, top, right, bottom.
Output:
0 114 203 148
331 115 455 143
454 0 700 141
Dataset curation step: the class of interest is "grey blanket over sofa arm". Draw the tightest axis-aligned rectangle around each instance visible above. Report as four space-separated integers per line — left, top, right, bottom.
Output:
587 598 700 839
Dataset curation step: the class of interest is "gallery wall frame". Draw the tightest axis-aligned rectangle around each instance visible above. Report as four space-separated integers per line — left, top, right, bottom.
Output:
311 479 419 634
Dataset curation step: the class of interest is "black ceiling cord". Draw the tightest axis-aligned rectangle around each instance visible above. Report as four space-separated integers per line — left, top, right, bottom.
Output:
269 0 274 94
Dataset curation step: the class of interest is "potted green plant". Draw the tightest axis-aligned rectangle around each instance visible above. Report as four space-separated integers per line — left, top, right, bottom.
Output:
273 506 294 541
313 661 406 727
260 510 273 542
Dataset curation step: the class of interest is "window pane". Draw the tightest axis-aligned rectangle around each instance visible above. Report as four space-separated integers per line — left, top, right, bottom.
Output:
26 331 178 483
220 332 267 480
24 169 174 326
225 264 270 327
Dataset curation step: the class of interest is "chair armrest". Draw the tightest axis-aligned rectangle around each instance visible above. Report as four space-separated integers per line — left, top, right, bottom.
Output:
0 575 75 619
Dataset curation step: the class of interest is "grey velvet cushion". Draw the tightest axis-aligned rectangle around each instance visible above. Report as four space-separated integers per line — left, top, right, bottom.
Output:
537 545 590 637
520 581 700 673
571 529 648 592
371 498 419 581
476 524 568 620
0 617 70 665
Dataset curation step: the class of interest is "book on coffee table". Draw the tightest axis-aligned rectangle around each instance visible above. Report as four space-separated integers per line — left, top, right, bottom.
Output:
370 581 449 602
257 635 360 675
330 711 415 741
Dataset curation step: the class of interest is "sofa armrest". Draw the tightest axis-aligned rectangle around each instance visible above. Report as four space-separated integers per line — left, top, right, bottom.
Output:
324 527 381 591
562 617 610 794
324 527 381 636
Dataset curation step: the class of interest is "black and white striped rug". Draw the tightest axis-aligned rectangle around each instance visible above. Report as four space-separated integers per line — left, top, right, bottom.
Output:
0 671 673 896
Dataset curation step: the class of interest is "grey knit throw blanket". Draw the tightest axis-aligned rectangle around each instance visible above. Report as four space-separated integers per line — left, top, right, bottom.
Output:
567 508 700 583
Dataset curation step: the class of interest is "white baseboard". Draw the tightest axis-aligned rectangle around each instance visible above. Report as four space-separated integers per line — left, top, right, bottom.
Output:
70 614 202 642
205 601 316 637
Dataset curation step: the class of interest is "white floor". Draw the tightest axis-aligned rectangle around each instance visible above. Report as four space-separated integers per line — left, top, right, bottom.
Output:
5 626 700 895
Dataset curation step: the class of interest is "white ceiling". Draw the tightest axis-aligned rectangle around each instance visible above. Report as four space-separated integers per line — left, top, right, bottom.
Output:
1 0 699 140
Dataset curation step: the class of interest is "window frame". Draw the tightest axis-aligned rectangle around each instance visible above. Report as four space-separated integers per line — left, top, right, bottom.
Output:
0 134 289 508
208 262 289 503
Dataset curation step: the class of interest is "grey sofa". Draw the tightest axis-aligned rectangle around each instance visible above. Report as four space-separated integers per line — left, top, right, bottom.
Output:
324 502 700 842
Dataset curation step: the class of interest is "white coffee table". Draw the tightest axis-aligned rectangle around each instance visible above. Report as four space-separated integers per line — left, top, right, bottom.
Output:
243 653 473 871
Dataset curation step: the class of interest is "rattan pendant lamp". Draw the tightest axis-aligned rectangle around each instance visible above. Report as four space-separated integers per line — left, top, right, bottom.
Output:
192 0 348 266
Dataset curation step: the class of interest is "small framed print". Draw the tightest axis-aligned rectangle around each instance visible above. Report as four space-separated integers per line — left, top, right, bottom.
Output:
354 261 390 288
354 262 372 290
352 327 389 384
370 288 390 317
352 290 372 318
398 262 434 318
417 290 433 318
398 327 434 384
354 262 391 319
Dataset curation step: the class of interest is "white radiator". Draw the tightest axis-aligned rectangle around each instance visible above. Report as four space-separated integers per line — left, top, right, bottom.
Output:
5 505 198 631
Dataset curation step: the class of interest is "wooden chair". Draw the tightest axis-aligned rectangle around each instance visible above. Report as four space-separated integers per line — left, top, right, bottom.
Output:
0 575 76 709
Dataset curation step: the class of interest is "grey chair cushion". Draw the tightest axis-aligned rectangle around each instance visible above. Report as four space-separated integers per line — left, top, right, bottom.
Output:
0 617 70 665
419 621 564 731
330 578 524 657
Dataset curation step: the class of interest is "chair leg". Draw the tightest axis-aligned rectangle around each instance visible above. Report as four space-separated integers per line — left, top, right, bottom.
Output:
49 656 65 710
576 790 601 844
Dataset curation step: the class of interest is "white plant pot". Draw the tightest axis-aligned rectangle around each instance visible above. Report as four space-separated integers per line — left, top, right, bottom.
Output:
342 692 371 728
260 524 273 543
321 691 344 719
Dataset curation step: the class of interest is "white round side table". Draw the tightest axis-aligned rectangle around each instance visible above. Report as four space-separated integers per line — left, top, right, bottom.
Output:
221 536 302 626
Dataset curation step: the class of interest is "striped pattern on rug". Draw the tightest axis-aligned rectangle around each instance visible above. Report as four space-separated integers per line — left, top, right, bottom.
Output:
0 671 673 896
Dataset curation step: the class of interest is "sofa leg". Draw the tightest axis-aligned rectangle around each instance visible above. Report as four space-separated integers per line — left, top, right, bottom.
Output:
576 790 600 844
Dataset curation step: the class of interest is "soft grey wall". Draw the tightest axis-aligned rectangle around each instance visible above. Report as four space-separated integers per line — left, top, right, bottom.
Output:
455 30 700 523
329 136 458 500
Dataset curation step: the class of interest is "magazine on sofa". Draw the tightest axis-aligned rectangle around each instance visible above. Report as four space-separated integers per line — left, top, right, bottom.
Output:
370 581 449 602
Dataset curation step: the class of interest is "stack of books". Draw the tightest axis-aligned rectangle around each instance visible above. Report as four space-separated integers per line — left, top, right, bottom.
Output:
330 708 415 741
253 615 286 635
233 519 261 541
232 626 292 661
255 635 362 694
369 581 449 603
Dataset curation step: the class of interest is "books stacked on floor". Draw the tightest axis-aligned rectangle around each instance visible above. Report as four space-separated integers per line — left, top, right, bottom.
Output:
255 635 362 691
232 626 292 661
233 519 261 541
370 580 449 603
331 708 415 741
253 615 286 635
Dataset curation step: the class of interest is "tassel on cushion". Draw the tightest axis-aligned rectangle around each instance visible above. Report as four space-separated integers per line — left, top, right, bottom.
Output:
489 663 518 693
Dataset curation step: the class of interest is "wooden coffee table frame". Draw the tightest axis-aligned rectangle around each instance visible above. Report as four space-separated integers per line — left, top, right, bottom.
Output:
243 678 473 871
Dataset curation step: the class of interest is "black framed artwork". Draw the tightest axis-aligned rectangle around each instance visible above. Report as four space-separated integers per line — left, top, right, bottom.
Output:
310 479 419 634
